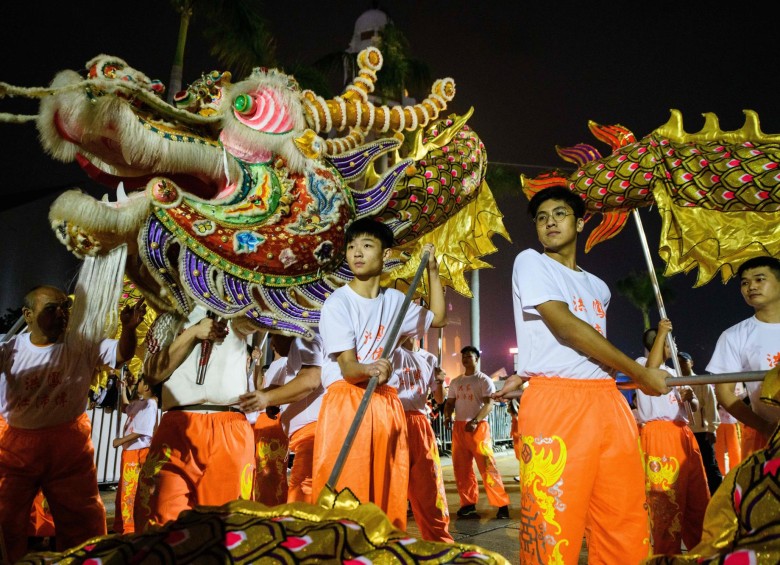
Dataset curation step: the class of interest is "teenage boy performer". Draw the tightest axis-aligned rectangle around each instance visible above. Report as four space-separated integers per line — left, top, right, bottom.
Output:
312 218 446 530
494 186 669 565
390 336 453 542
707 256 780 458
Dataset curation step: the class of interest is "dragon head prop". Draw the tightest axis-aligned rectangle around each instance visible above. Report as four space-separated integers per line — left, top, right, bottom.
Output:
1 47 508 338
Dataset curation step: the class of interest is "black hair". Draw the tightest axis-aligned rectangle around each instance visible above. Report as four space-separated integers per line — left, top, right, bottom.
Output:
345 217 394 250
460 345 480 359
642 327 658 351
527 186 586 220
737 256 780 281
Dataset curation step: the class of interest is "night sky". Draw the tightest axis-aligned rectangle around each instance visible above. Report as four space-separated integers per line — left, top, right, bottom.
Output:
2 1 779 376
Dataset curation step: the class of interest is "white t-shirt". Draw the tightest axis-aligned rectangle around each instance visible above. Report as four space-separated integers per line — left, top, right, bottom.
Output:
706 316 780 422
389 347 439 413
446 371 495 421
122 397 158 450
319 285 433 389
266 335 324 436
634 358 687 424
512 249 612 380
0 332 118 429
263 357 288 389
161 307 250 410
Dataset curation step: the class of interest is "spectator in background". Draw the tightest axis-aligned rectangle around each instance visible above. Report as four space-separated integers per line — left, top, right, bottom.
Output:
444 345 510 520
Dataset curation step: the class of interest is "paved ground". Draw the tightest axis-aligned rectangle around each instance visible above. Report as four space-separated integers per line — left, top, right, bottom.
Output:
94 447 587 564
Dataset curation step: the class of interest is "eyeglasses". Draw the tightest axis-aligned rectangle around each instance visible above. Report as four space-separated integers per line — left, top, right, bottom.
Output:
533 207 575 225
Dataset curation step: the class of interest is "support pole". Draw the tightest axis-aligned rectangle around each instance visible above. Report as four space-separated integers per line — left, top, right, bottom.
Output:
631 209 693 419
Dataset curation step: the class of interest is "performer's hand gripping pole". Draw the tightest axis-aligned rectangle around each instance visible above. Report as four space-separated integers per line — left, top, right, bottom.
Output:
325 250 431 492
196 311 221 385
632 209 694 419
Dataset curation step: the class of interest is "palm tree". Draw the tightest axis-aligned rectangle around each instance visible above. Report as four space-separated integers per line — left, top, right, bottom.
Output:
166 0 279 101
616 268 675 330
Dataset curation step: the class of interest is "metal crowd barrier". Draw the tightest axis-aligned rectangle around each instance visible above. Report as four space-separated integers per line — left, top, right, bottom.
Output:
87 404 127 485
429 402 515 457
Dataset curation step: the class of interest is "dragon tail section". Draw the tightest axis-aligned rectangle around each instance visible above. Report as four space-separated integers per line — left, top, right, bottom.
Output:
584 209 631 253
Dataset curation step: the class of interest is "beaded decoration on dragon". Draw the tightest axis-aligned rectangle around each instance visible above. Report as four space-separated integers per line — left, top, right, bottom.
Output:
522 110 780 286
0 47 506 338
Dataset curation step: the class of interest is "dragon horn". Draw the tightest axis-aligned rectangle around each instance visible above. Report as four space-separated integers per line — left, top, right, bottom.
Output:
302 47 456 134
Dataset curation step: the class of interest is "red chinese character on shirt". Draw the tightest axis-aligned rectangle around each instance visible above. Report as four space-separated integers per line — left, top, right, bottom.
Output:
572 297 586 312
371 346 384 360
592 299 605 318
54 392 68 407
376 325 386 339
768 352 780 368
48 370 63 387
362 330 373 345
25 375 42 392
594 323 604 336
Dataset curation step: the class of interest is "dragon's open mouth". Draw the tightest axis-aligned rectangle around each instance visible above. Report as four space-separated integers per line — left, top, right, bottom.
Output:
75 153 220 198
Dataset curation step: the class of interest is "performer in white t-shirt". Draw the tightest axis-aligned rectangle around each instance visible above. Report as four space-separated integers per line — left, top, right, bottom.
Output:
312 218 446 531
389 338 452 542
635 320 709 555
112 377 158 534
444 345 510 520
494 186 669 565
0 285 145 561
137 306 258 531
707 256 780 458
240 333 324 504
245 348 290 506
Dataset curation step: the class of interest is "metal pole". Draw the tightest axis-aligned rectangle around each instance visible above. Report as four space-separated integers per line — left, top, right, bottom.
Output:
499 370 767 394
326 250 430 491
631 209 694 419
629 370 766 388
1 315 26 343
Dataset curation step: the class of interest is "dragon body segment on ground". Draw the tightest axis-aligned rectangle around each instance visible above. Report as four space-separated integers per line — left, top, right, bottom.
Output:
1 47 507 338
521 110 780 286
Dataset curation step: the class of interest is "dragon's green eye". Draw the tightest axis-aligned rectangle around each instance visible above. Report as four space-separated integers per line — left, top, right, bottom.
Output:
234 94 253 114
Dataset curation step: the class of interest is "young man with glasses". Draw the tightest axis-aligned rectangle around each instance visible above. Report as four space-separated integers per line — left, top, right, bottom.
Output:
495 186 669 564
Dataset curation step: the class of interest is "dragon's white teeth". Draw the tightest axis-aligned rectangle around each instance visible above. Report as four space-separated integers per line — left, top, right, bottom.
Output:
116 182 128 202
101 193 110 202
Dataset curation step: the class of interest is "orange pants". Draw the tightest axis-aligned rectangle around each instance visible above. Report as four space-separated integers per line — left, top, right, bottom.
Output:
407 412 453 543
715 422 742 475
518 378 650 565
134 410 255 532
312 381 409 530
640 420 710 554
451 421 510 508
511 413 521 461
0 413 106 563
28 491 55 537
740 424 769 460
253 412 289 506
113 447 149 534
287 421 316 503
